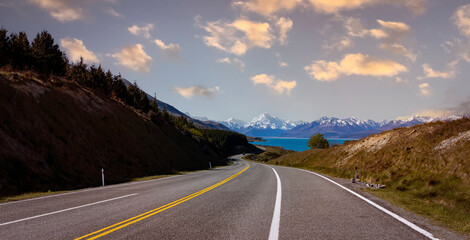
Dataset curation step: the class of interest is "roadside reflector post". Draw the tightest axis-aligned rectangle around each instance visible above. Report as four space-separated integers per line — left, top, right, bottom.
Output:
209 162 212 170
353 165 357 183
101 168 105 187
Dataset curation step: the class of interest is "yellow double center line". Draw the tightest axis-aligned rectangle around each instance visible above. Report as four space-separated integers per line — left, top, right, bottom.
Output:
75 163 250 240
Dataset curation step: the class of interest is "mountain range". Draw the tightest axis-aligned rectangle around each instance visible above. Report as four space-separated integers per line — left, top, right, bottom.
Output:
124 79 460 139
123 79 229 131
217 113 461 138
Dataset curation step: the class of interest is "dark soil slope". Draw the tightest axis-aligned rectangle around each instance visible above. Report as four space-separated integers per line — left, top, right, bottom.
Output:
0 72 221 196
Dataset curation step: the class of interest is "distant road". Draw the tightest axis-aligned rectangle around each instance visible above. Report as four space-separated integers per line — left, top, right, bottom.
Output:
0 156 462 239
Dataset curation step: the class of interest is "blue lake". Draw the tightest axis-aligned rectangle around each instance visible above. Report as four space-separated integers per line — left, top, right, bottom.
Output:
249 137 355 152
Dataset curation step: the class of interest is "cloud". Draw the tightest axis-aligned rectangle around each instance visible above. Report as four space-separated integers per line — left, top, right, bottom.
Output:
60 37 98 64
276 17 293 45
154 39 181 60
343 17 369 37
279 61 288 67
343 18 415 60
234 0 428 16
373 20 415 61
453 4 470 38
372 19 410 42
307 0 428 15
231 19 274 48
304 61 341 81
379 43 417 62
111 44 152 73
419 64 455 79
344 16 410 42
346 19 410 41
128 24 154 38
196 17 274 55
419 82 430 96
108 8 123 18
29 0 83 22
322 36 352 51
442 38 470 70
307 0 377 14
376 19 410 33
216 57 245 71
217 57 231 64
233 0 302 17
304 53 407 81
196 17 246 55
173 85 220 99
451 98 470 116
396 109 453 120
251 74 296 94
28 0 129 22
400 0 429 16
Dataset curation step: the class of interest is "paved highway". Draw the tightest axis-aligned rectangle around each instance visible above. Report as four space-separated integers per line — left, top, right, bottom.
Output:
0 155 463 239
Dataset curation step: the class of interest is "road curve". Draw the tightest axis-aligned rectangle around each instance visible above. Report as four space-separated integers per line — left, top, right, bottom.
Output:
0 156 463 239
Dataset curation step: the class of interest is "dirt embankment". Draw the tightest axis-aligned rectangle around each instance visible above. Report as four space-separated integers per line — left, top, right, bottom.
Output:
0 72 222 196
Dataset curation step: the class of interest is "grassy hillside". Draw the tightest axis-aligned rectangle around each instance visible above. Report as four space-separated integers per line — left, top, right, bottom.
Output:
0 71 229 196
268 119 470 235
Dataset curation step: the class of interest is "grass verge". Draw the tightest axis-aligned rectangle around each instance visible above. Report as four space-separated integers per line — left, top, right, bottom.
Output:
0 190 70 203
366 188 470 235
0 168 218 203
246 143 470 237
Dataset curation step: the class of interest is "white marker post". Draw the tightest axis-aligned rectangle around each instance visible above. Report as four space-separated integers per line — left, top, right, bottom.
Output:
209 162 212 170
353 165 357 183
101 168 105 187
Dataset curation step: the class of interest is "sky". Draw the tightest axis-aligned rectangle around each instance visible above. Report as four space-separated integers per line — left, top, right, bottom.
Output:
1 0 470 122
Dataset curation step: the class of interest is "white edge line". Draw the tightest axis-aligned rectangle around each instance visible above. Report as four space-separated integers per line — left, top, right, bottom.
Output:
294 168 439 240
0 171 196 206
268 167 282 240
0 193 138 226
0 160 242 206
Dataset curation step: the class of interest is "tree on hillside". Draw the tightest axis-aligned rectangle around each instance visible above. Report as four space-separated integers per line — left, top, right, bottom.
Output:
0 28 10 67
31 30 67 76
90 64 110 94
110 73 128 101
308 133 329 149
9 32 31 70
67 57 92 86
127 81 150 112
149 93 159 113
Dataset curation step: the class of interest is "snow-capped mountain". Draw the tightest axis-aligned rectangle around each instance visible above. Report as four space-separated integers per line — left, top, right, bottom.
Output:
283 116 387 138
220 113 462 138
244 112 303 130
285 115 462 138
220 117 246 131
218 113 304 137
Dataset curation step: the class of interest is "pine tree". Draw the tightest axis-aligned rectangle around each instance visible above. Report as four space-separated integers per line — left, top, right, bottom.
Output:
149 93 159 113
66 57 92 86
31 30 67 76
0 27 10 67
111 73 128 102
9 32 31 70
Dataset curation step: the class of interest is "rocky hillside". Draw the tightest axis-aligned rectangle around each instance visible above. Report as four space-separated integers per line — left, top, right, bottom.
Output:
0 71 226 196
270 118 470 234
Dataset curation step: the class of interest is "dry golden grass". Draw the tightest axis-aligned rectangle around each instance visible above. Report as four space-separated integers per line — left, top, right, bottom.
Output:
269 119 470 235
0 190 70 203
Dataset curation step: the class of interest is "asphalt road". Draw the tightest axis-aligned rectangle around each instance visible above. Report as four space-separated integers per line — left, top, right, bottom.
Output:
0 155 463 239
